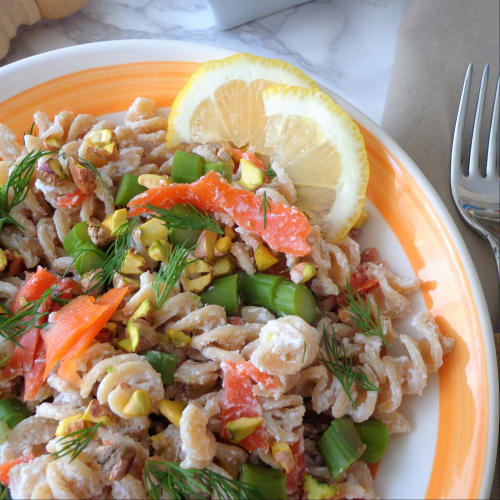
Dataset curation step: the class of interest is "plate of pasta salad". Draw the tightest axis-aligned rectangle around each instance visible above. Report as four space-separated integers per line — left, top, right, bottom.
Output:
0 40 497 500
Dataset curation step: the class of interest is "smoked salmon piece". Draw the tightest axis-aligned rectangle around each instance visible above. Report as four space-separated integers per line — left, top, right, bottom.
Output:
128 171 311 257
42 296 109 379
12 266 57 312
220 361 270 452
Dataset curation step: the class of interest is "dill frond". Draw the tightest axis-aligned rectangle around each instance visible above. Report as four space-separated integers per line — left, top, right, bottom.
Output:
153 242 194 310
343 279 389 348
145 203 223 235
0 150 54 231
259 191 272 229
51 423 101 462
320 326 380 408
143 460 262 500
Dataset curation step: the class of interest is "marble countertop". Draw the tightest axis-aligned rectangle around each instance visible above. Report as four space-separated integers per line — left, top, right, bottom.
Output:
2 0 407 125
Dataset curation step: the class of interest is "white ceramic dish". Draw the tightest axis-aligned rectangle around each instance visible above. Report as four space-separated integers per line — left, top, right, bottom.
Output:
206 0 310 29
0 39 497 499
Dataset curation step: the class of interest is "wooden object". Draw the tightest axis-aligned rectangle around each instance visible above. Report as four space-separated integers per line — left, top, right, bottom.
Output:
0 0 88 60
35 0 88 19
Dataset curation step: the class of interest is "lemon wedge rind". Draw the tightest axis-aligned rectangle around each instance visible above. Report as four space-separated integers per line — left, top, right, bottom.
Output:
262 85 370 242
166 53 318 148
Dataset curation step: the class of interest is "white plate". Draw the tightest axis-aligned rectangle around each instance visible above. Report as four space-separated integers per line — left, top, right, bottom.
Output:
0 39 497 499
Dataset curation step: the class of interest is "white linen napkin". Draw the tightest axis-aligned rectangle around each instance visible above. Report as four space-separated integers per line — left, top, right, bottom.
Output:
381 2 499 497
382 0 499 325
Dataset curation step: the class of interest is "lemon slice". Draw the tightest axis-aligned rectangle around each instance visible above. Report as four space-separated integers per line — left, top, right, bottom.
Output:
263 85 369 242
167 53 369 242
166 53 318 152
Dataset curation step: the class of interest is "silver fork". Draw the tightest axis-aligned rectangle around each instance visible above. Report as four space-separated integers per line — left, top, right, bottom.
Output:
451 63 500 281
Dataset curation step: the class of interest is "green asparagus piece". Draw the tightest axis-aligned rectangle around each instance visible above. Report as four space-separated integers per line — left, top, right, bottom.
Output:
63 222 106 275
115 174 147 207
273 280 316 324
168 204 204 247
201 274 239 315
356 418 389 463
239 464 286 500
239 273 316 323
204 161 233 182
0 398 30 429
171 151 205 184
317 417 365 480
144 351 178 386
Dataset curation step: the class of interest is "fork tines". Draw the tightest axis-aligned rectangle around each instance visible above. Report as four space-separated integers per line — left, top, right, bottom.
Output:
452 63 500 180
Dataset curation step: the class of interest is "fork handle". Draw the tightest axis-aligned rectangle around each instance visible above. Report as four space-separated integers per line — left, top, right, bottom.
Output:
484 230 500 331
485 230 500 282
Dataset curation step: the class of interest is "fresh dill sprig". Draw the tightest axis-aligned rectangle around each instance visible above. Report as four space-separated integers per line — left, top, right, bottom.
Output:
51 296 70 306
259 191 272 229
143 460 263 500
320 326 380 408
25 122 35 137
145 203 223 235
77 217 137 292
264 167 277 181
343 279 389 348
51 423 101 462
0 150 54 231
0 287 54 345
153 242 194 310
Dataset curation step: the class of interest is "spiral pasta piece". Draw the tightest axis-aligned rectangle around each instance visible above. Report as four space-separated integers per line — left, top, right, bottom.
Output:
399 333 427 396
337 461 377 499
78 352 137 395
250 316 320 376
346 364 379 423
363 262 419 319
191 324 246 363
356 335 403 414
414 313 455 372
337 236 361 271
0 417 57 463
169 304 226 333
0 225 43 269
125 97 169 165
8 455 52 500
34 110 75 142
0 123 23 160
67 113 98 141
375 410 411 434
230 242 256 275
153 291 201 327
180 403 216 469
95 359 163 418
122 272 156 317
111 475 148 499
174 360 220 387
305 225 341 296
45 455 105 499
37 217 61 262
259 394 305 443
295 365 339 414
